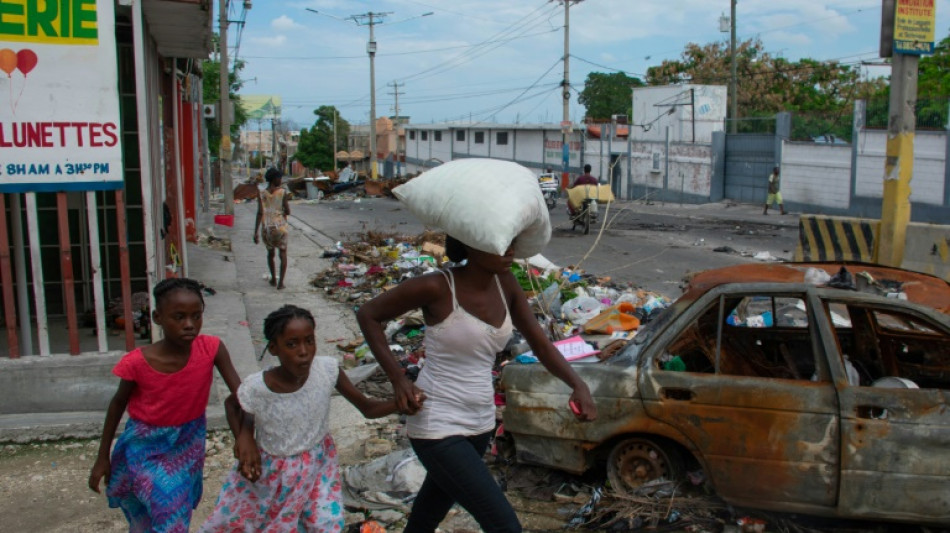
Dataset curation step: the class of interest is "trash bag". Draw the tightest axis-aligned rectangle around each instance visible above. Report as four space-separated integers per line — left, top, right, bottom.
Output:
826 266 856 290
804 267 832 285
561 296 603 325
583 302 641 334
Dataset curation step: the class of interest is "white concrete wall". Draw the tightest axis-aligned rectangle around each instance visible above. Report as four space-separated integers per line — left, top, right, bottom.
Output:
855 130 947 205
631 85 727 144
782 142 852 209
584 139 713 199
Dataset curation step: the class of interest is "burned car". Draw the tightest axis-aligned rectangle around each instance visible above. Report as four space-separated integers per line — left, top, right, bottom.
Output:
501 263 950 525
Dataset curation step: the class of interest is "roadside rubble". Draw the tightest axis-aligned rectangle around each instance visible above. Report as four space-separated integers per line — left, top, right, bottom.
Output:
310 229 674 385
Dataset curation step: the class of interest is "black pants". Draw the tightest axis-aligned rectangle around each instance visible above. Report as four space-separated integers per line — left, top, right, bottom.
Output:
404 432 521 533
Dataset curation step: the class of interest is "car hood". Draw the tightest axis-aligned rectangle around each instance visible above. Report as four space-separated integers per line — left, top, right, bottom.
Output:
684 262 950 314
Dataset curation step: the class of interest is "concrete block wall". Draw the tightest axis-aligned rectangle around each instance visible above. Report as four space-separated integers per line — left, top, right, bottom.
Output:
783 142 852 209
855 130 947 205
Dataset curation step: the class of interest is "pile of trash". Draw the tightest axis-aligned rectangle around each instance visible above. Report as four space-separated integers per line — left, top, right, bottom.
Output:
312 230 673 386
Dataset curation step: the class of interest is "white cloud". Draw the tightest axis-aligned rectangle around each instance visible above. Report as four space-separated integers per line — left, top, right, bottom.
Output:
250 35 287 47
271 15 304 31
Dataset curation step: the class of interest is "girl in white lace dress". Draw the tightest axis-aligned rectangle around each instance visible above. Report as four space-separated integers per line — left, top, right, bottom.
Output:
200 305 412 532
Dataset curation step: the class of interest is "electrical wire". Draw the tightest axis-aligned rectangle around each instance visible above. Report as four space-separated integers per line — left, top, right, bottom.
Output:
239 28 560 60
397 1 559 84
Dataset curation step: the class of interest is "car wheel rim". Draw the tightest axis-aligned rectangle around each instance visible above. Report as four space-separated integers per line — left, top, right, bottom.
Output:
608 439 674 492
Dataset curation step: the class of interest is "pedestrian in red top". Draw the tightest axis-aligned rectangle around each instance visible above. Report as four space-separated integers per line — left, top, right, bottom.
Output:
88 278 245 532
568 164 599 216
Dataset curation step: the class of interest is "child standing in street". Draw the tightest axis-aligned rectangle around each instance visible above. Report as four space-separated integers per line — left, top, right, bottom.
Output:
763 166 786 215
254 167 290 290
200 305 417 532
88 278 245 532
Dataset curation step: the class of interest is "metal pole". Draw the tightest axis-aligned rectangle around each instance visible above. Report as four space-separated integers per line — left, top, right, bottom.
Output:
11 193 32 355
369 13 379 180
219 0 233 214
333 109 338 172
560 0 575 189
729 0 738 134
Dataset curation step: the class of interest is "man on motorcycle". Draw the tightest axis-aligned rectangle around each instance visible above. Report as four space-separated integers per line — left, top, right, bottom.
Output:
568 164 598 216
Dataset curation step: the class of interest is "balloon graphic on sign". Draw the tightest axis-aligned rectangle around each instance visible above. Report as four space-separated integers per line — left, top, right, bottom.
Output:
16 49 36 76
0 49 16 77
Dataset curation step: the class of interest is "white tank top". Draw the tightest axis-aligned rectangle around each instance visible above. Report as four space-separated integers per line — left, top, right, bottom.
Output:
407 270 513 439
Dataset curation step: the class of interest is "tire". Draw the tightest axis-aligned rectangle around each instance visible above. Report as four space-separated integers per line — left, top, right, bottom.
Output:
583 207 592 235
546 196 556 211
606 438 683 494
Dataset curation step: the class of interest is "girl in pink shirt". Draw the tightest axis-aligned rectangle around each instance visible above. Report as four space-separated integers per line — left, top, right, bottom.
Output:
88 278 245 533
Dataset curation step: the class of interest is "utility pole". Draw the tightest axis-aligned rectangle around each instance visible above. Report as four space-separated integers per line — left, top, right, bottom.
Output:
555 0 583 190
333 109 338 173
729 0 738 134
349 12 392 181
219 0 233 214
876 0 929 267
388 81 404 176
271 117 278 170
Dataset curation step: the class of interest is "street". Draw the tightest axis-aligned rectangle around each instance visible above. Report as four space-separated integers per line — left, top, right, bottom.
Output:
290 195 800 297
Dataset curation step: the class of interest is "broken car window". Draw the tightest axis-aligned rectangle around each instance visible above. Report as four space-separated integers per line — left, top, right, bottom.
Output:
661 294 818 380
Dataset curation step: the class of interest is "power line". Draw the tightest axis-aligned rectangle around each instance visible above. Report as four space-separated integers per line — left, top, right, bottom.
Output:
397 1 558 84
239 28 560 60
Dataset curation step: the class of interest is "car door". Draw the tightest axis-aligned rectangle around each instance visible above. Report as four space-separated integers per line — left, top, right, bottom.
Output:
819 294 950 524
639 284 841 511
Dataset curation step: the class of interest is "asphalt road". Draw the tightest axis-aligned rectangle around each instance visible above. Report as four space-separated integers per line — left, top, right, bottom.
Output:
289 195 800 298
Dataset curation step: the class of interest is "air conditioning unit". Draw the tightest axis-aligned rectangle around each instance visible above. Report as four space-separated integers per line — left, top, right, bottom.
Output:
202 104 216 119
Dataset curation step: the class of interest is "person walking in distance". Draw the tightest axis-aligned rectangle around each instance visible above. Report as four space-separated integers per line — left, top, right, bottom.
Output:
254 167 290 289
763 166 786 215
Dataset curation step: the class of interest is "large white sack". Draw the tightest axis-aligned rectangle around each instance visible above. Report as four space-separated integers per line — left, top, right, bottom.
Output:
392 158 551 258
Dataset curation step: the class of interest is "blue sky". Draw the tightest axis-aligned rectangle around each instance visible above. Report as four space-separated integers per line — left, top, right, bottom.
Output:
227 0 950 130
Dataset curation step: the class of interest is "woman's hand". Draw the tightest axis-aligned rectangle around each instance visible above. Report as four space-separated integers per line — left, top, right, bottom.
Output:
253 233 259 245
569 385 598 422
393 378 425 415
88 456 111 493
235 432 261 482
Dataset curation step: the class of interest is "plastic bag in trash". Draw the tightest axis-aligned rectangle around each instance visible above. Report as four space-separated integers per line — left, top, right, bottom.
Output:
561 296 603 325
583 302 641 334
826 266 856 290
804 267 832 285
539 282 562 316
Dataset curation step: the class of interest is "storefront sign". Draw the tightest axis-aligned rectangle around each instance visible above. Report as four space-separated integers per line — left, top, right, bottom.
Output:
893 0 936 55
0 0 122 192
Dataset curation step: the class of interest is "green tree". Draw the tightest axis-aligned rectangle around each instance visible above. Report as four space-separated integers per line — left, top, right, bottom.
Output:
294 106 350 171
578 72 644 121
916 30 950 129
202 45 248 157
645 38 882 139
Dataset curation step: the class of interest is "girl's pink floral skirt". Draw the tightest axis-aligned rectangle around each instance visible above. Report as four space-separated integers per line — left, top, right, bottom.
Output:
199 434 343 532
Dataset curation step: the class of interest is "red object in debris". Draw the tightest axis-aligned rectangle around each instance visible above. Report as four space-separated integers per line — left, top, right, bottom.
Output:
569 399 581 415
366 265 386 275
214 214 234 227
360 520 387 533
336 279 353 287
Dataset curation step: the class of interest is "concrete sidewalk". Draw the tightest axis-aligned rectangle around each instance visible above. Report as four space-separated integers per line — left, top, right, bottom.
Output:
0 198 370 442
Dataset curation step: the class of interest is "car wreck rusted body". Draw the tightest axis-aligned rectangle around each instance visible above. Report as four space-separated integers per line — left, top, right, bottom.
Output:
501 263 950 525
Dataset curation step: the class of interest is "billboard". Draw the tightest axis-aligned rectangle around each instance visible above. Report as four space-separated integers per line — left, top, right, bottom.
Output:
241 94 282 120
894 0 936 55
0 0 123 192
